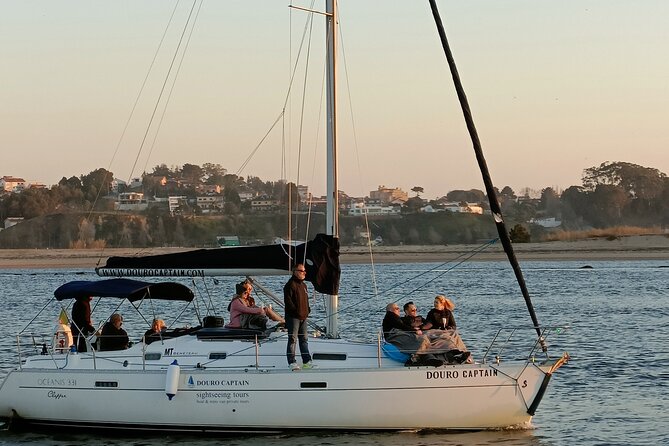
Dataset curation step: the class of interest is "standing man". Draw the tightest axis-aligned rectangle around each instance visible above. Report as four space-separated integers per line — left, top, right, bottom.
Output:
71 295 95 352
284 263 315 371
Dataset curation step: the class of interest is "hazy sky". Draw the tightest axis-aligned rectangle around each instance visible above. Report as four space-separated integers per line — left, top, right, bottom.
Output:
2 1 668 199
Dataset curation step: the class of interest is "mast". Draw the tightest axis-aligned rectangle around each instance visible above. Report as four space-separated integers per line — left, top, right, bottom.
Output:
428 0 547 352
324 0 339 338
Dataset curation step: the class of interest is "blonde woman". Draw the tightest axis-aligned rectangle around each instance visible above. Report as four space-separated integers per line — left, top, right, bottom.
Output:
422 295 472 364
422 295 456 330
143 319 166 345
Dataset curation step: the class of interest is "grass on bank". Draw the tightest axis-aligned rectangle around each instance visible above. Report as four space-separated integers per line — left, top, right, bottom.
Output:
542 226 667 242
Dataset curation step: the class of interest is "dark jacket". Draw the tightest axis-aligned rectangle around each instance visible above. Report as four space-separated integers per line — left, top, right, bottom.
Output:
401 314 424 330
284 276 310 320
382 311 414 341
99 322 129 351
424 308 456 330
71 298 94 335
143 329 165 345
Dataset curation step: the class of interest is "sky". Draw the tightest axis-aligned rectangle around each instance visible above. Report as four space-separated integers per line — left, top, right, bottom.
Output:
1 1 668 199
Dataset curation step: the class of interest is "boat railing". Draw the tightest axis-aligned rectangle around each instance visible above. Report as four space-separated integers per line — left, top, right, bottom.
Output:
480 325 569 364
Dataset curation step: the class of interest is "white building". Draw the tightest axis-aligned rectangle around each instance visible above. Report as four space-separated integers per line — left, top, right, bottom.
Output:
115 192 149 211
443 202 483 214
197 195 224 213
1 176 26 193
348 203 401 216
530 217 562 228
168 196 188 215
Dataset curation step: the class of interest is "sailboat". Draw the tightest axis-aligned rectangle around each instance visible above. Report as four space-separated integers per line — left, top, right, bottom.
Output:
0 1 568 432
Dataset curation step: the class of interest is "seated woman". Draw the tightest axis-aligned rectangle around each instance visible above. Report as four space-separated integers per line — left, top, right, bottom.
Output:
421 295 472 364
98 313 129 351
143 318 166 345
226 281 284 330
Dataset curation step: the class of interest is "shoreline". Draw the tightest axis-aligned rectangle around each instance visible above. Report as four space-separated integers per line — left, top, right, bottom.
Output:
0 235 668 269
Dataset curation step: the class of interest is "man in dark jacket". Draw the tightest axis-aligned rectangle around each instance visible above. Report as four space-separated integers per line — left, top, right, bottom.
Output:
284 263 315 371
71 295 95 352
383 303 443 367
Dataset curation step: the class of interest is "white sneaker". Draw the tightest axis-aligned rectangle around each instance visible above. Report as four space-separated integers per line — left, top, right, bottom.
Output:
289 363 301 371
302 362 318 370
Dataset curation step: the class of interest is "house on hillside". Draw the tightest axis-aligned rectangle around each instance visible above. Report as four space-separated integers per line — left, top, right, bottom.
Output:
442 202 483 214
197 195 224 213
115 192 149 211
369 185 409 205
3 217 24 229
1 176 26 193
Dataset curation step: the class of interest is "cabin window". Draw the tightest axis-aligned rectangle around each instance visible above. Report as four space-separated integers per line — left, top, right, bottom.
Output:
95 381 118 388
209 352 227 360
144 353 161 361
300 382 327 388
312 353 347 361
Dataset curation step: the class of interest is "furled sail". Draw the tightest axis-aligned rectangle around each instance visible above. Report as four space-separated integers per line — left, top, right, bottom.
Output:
96 233 340 295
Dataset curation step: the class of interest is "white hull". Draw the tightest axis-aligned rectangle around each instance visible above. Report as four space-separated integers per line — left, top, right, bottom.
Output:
0 333 564 431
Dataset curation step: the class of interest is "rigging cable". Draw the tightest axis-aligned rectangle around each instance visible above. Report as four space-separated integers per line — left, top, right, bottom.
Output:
337 10 380 299
334 238 499 335
126 0 200 185
93 0 184 264
142 0 205 175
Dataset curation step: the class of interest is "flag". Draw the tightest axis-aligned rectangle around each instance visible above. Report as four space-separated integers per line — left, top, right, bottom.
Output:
58 309 69 325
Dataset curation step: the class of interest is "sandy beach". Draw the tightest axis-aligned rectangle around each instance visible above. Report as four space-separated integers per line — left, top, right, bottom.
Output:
0 235 668 269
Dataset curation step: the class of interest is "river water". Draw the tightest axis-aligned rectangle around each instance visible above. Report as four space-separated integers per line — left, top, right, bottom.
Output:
0 259 668 446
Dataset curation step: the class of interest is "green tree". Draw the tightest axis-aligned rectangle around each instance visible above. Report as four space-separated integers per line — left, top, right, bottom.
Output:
539 187 562 216
582 161 666 200
181 163 204 186
81 168 114 204
446 189 485 203
411 186 424 197
152 164 174 178
203 163 227 185
509 224 531 243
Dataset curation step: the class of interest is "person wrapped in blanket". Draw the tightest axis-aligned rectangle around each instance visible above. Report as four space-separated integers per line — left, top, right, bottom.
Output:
382 302 443 367
421 295 472 364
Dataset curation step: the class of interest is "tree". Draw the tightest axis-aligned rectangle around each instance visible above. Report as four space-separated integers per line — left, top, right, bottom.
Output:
500 186 516 201
591 184 628 226
280 182 301 206
582 161 665 200
539 187 562 216
59 176 82 189
81 168 114 203
509 224 530 243
403 196 424 213
446 189 485 203
223 187 242 214
152 164 174 178
411 186 424 197
181 163 204 186
203 163 227 185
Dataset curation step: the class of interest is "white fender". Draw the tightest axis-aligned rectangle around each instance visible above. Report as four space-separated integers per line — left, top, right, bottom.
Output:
165 360 180 400
53 323 73 354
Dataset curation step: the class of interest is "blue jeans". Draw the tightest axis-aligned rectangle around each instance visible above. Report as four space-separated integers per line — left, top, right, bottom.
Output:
286 317 311 364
